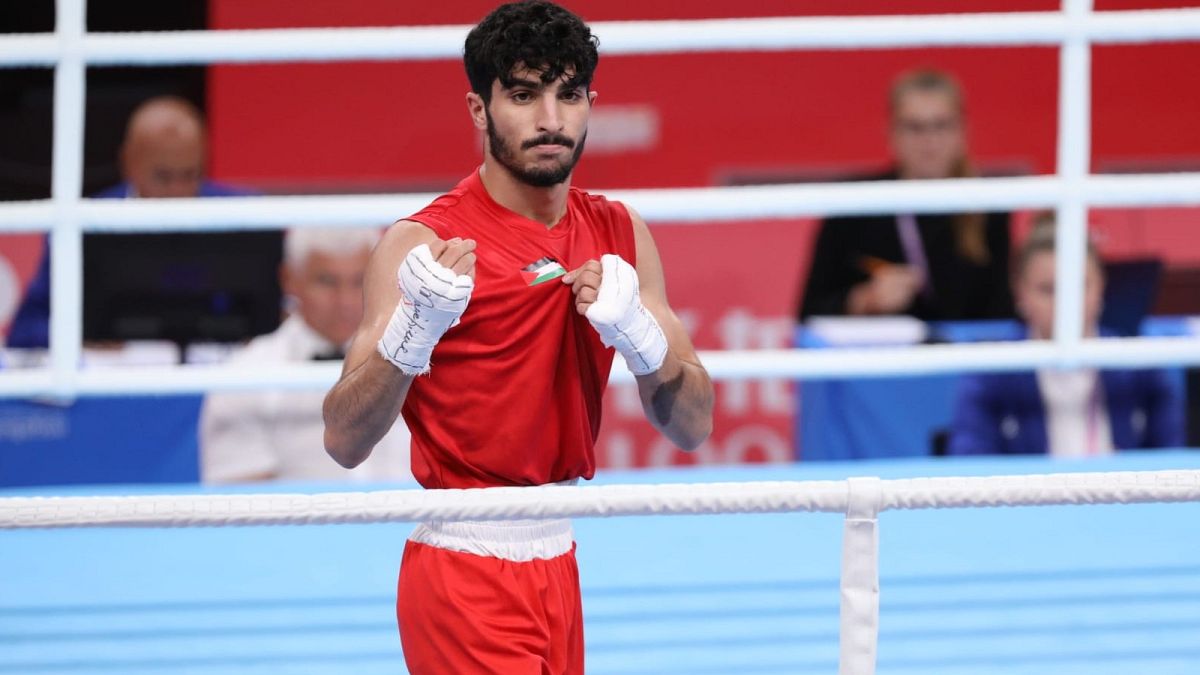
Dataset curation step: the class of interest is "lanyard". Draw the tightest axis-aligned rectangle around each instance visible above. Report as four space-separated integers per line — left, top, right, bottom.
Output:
895 214 932 299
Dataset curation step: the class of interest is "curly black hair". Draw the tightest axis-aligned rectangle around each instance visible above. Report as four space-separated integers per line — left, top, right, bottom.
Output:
464 1 600 103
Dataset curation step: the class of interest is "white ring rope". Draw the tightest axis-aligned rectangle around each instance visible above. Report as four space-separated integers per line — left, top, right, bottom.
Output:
3 9 1200 67
2 470 1197 530
5 174 1200 234
2 334 1198 398
882 469 1200 510
0 480 848 529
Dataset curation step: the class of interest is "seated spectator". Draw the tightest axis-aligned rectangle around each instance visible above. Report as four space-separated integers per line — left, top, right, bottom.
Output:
948 222 1184 456
8 95 262 348
798 68 1013 321
200 227 411 483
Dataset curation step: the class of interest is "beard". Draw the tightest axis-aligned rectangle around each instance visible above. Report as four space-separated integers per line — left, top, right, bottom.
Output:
486 110 587 188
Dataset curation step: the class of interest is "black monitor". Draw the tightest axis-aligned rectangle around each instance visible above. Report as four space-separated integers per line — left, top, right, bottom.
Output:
82 231 284 348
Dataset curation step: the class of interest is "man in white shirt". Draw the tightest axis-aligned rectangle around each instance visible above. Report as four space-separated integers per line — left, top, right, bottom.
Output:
200 227 411 482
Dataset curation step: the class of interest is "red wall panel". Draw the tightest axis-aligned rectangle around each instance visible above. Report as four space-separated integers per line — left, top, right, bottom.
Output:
208 1 1200 189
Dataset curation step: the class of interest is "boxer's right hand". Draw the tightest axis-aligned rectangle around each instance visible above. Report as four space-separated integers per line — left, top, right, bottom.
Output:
427 237 477 281
377 238 476 375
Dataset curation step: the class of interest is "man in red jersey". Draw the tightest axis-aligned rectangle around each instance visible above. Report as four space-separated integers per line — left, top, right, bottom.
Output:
323 2 714 672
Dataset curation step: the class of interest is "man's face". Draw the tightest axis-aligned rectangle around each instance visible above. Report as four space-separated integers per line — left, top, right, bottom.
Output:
890 90 966 180
284 248 371 346
123 134 205 198
480 67 594 187
1015 250 1105 339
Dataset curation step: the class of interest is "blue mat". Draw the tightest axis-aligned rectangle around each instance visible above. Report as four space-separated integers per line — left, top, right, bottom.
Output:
3 452 1199 674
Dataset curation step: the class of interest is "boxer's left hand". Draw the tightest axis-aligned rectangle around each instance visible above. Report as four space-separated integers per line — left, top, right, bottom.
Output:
563 254 667 375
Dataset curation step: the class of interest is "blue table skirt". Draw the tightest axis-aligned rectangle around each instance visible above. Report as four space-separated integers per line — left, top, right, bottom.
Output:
795 318 1193 461
0 396 201 487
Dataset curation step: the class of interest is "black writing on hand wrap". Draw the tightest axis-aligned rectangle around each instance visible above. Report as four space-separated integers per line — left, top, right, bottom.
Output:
397 286 435 355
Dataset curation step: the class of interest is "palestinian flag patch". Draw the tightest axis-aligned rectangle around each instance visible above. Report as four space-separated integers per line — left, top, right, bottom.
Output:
521 257 567 286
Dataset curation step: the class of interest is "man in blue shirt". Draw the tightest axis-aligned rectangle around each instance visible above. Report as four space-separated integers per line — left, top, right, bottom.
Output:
9 96 253 348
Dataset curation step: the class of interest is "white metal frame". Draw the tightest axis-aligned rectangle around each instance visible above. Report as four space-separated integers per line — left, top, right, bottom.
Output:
0 1 1198 397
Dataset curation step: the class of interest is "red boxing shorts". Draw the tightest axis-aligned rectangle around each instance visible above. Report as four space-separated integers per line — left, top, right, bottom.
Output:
397 518 584 674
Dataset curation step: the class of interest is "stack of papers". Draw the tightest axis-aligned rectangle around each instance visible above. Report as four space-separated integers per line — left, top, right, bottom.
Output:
803 316 929 347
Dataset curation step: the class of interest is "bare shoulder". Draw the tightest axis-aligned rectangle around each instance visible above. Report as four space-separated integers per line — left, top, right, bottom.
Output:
621 203 700 362
377 220 438 260
621 204 655 254
363 221 437 315
344 220 439 369
367 220 438 277
621 204 666 292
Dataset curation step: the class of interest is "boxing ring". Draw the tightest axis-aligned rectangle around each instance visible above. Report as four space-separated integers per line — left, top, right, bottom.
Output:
4 455 1200 674
4 1 1200 673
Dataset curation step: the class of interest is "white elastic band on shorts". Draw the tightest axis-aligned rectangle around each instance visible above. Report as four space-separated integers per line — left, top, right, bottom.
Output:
409 479 578 562
409 518 575 562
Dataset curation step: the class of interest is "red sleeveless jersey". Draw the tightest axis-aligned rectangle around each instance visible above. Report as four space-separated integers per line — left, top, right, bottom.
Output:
402 169 636 489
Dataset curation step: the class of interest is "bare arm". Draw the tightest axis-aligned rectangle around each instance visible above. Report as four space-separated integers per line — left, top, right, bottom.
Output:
627 208 714 450
322 221 475 468
565 207 714 450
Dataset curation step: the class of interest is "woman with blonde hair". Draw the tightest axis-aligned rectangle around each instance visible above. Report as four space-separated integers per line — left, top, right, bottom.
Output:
799 68 1013 322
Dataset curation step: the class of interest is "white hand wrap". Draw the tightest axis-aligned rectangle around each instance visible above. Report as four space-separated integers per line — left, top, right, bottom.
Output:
584 254 669 376
377 243 474 375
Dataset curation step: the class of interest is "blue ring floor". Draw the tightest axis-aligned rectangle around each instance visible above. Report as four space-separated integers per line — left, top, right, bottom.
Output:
3 451 1199 674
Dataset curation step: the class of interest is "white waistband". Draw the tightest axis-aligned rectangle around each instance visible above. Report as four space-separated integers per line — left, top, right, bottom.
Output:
410 518 574 562
409 480 578 562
